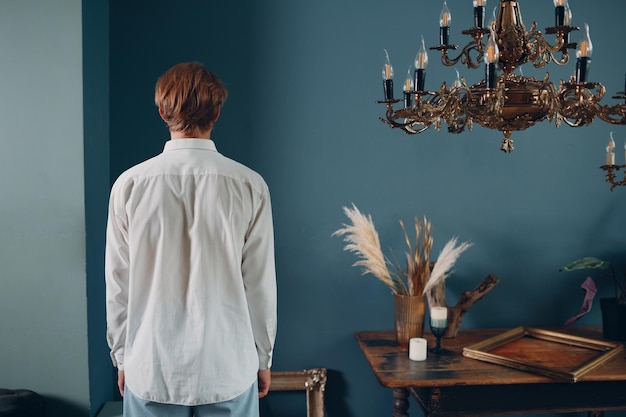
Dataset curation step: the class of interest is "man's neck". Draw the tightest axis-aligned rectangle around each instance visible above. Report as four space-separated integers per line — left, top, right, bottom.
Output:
170 129 212 140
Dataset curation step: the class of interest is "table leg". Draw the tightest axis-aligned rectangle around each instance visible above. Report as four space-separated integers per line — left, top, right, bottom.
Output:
392 388 409 417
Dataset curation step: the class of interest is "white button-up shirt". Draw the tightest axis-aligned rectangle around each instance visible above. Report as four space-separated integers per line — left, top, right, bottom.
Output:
105 139 277 405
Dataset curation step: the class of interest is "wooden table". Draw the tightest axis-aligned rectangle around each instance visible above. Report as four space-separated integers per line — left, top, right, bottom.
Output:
355 328 626 417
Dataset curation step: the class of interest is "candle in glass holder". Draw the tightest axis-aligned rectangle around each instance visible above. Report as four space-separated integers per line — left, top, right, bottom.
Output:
430 306 448 328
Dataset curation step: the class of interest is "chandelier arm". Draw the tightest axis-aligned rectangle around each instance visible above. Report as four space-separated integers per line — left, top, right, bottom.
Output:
525 22 544 64
440 40 483 69
410 94 447 131
596 104 626 125
547 50 570 66
379 116 431 134
404 124 431 134
530 30 566 55
559 117 586 128
526 30 568 68
600 165 626 192
557 82 608 127
439 86 475 133
380 101 434 134
382 87 478 135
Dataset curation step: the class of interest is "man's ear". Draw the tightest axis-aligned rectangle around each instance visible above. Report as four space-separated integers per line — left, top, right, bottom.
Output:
213 106 221 122
158 107 167 122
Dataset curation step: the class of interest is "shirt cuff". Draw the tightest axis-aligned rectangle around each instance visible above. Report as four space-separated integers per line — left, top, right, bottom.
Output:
110 351 124 370
258 352 273 370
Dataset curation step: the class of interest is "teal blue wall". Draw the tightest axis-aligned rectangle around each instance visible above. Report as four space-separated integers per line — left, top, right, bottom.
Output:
0 0 90 416
105 0 626 416
3 0 626 417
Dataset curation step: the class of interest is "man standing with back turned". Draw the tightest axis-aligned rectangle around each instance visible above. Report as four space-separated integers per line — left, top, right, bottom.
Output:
105 62 277 417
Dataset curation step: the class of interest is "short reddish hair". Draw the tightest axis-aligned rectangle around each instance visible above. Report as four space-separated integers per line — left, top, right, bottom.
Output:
155 62 228 136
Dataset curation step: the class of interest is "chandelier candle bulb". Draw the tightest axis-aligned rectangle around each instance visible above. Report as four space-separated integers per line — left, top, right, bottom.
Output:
454 69 462 88
606 146 615 166
575 24 593 83
485 27 499 89
404 93 412 108
486 63 497 89
576 58 590 83
414 36 429 91
554 0 566 26
430 306 448 329
440 26 451 46
404 67 414 108
440 1 451 45
607 132 616 166
563 2 572 43
486 28 499 63
473 0 486 28
415 69 426 92
382 49 394 100
404 70 412 92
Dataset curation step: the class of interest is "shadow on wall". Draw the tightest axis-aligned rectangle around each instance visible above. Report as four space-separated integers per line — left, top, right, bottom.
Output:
324 370 352 417
45 395 89 417
259 369 352 417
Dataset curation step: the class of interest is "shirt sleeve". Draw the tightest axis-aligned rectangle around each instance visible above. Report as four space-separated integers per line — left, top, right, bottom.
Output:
241 186 277 370
104 183 130 370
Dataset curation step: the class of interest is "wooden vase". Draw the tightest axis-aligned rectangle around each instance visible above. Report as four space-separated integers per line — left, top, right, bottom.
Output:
394 294 426 349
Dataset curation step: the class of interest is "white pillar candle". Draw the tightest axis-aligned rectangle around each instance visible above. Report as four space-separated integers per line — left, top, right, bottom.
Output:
607 150 615 166
409 337 428 361
607 134 616 166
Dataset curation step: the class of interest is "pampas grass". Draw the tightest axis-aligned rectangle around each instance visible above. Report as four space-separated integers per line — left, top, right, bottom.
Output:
423 237 473 294
334 204 472 296
399 216 433 296
332 204 406 294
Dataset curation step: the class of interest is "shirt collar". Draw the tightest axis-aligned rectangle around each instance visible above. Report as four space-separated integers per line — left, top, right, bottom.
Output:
163 138 218 152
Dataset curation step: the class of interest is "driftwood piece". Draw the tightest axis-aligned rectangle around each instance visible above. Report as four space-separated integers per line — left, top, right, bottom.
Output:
427 274 500 338
447 274 500 337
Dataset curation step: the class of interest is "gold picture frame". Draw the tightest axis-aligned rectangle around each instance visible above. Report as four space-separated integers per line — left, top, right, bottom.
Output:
269 368 327 417
462 327 623 382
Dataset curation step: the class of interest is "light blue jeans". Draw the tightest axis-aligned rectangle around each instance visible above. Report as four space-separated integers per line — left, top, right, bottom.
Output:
123 381 259 417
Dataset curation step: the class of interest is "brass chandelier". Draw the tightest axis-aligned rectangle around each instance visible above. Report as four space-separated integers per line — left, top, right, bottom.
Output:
378 0 626 153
